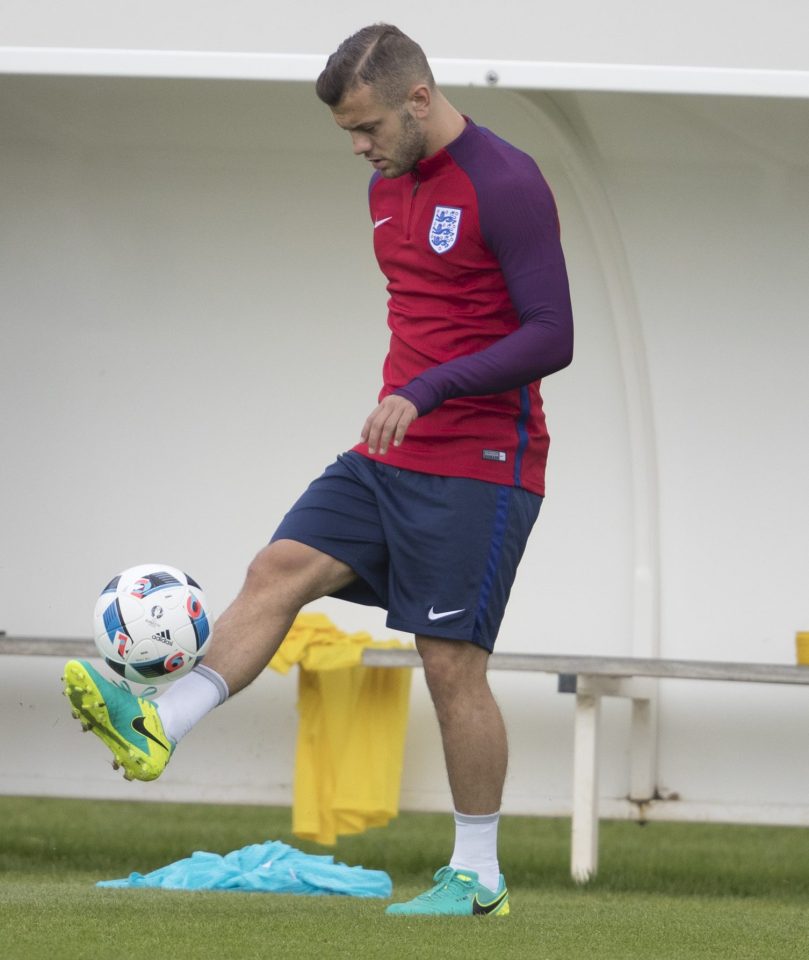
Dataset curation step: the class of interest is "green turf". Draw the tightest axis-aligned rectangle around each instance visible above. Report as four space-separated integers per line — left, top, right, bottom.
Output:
1 797 808 959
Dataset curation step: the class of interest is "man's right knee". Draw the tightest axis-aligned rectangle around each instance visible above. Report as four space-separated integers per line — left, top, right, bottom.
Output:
244 539 355 607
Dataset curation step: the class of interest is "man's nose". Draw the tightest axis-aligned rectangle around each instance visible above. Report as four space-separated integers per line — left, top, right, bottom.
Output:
350 132 372 155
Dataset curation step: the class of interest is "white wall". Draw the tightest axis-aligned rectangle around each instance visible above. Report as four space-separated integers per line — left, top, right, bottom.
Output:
1 59 809 823
2 0 808 71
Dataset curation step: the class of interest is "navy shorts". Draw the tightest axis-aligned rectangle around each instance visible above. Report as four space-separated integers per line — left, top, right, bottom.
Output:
271 452 542 652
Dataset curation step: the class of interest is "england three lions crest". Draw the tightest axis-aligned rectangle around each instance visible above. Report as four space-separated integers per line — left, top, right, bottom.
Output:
429 206 462 254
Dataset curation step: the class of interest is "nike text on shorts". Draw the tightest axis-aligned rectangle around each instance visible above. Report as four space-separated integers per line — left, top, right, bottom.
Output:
271 451 541 651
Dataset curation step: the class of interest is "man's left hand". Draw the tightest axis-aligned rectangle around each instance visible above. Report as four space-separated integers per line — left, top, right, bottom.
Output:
361 395 419 455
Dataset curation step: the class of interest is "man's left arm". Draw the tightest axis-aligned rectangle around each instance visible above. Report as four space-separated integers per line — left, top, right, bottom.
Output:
395 169 574 416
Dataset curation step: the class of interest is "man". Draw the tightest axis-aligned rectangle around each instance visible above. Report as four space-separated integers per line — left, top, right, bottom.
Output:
63 24 573 917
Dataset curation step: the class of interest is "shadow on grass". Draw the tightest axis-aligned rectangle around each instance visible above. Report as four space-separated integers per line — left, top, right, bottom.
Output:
2 797 809 903
338 811 809 901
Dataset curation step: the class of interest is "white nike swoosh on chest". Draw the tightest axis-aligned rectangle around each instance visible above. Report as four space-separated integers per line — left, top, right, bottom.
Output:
374 216 393 229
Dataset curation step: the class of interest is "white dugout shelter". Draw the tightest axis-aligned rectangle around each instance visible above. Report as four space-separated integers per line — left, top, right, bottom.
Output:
1 3 809 833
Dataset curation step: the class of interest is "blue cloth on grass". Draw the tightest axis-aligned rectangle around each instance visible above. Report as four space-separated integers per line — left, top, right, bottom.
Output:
97 840 392 898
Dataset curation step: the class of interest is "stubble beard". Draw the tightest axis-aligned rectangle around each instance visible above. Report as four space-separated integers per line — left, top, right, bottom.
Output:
380 108 428 179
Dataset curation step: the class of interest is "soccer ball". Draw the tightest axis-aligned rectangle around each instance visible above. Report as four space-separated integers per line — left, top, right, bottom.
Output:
93 563 212 685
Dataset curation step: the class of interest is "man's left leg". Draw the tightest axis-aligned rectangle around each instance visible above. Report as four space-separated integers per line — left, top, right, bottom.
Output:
386 635 510 917
416 635 506 816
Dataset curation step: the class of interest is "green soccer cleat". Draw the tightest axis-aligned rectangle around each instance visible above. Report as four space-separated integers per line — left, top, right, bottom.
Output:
63 659 175 782
385 866 510 917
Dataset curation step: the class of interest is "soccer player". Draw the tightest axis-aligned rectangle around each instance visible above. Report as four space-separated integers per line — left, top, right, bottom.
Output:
64 24 573 917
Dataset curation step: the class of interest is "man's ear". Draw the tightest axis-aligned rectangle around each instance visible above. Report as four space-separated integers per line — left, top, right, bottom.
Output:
407 83 432 119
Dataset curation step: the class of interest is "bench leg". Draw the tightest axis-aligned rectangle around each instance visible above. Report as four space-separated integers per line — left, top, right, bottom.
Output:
571 691 601 883
629 694 657 804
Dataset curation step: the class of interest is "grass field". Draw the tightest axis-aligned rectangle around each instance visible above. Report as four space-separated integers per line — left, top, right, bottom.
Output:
1 796 808 959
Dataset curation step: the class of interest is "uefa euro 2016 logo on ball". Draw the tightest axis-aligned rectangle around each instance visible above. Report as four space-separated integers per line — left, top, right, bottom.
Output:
93 564 212 685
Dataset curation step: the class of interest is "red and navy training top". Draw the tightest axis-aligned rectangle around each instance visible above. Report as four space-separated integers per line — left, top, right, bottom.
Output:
353 118 573 496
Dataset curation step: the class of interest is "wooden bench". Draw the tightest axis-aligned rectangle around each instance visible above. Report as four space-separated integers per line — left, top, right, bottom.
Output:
4 633 809 882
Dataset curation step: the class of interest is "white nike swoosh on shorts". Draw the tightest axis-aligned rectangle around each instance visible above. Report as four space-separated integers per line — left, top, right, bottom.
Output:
374 216 393 229
427 606 466 621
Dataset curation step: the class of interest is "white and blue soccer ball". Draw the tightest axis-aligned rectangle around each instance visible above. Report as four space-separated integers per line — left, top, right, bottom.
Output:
93 563 212 685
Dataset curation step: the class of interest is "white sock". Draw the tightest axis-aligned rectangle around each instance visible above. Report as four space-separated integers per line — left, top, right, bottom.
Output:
155 664 229 744
449 810 501 891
